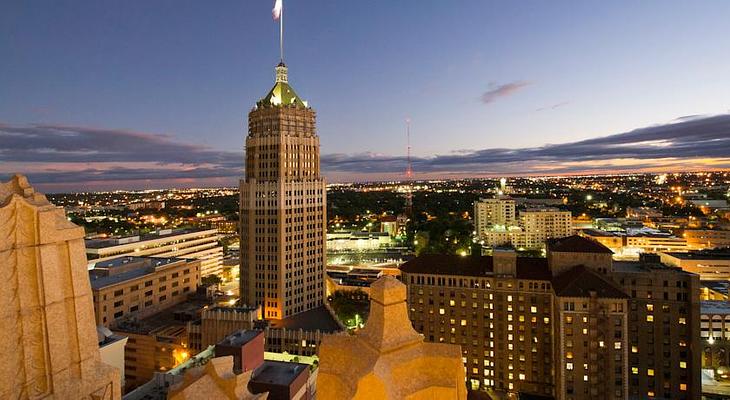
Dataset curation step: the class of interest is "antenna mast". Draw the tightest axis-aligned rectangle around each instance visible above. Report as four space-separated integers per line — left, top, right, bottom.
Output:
405 118 413 216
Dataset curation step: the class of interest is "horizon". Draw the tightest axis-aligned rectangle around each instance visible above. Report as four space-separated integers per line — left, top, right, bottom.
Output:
21 168 728 195
2 1 730 191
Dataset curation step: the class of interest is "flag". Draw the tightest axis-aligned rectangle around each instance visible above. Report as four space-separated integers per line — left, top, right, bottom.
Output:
272 0 282 21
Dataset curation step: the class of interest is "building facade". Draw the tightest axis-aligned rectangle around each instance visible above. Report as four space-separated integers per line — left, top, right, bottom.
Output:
474 197 517 234
239 63 326 320
400 235 700 399
89 256 200 328
660 250 730 281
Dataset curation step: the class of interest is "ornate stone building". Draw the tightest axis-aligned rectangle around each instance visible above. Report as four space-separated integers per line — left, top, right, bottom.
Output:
239 63 326 320
0 175 120 399
401 235 700 399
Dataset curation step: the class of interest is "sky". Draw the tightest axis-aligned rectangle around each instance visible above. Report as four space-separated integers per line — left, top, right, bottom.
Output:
1 0 730 192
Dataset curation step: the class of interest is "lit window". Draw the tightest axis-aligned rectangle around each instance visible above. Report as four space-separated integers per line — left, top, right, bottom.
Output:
679 361 687 369
648 369 654 376
631 345 638 353
646 304 653 311
583 375 588 381
646 315 654 322
461 319 467 326
614 342 621 350
566 362 574 370
439 308 445 315
680 383 687 391
519 373 525 381
530 306 537 313
631 367 638 374
679 317 686 325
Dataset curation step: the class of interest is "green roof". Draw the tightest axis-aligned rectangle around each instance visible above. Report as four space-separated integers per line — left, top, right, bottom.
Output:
257 81 306 108
256 63 307 108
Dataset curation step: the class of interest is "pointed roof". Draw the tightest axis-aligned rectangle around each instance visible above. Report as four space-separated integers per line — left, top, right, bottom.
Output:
256 63 307 108
551 265 628 299
547 235 613 254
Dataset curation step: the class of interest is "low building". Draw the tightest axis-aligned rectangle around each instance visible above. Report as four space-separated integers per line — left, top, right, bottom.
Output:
626 207 663 220
580 228 690 259
681 229 730 249
86 228 223 277
700 301 730 370
326 231 392 251
114 301 206 392
660 251 730 281
98 327 129 389
89 256 200 328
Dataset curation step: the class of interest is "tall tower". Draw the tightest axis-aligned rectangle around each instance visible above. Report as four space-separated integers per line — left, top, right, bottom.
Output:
239 63 326 320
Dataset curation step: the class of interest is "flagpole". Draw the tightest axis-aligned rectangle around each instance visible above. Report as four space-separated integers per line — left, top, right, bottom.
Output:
279 0 284 62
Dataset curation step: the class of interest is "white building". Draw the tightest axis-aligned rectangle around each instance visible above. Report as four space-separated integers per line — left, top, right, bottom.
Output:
480 207 572 250
474 197 516 234
85 228 223 277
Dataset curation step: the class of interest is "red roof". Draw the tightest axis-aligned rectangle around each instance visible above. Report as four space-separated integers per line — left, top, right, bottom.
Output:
551 265 627 299
399 255 551 281
547 235 613 254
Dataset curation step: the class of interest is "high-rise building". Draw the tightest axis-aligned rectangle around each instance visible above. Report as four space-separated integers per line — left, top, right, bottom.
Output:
474 197 517 233
478 204 573 249
240 62 327 320
401 235 700 399
519 207 573 248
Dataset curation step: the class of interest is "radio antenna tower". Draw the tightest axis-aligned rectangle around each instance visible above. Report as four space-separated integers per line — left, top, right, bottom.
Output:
405 118 413 217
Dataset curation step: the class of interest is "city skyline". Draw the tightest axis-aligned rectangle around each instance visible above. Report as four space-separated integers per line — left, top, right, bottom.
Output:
2 0 730 191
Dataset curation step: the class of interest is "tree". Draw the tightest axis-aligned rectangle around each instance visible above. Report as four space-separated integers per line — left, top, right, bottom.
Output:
201 275 223 286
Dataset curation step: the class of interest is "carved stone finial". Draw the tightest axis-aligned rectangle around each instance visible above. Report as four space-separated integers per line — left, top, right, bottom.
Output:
316 276 467 400
167 356 268 400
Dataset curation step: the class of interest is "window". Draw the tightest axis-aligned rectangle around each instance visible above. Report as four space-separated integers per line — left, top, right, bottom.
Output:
113 289 124 297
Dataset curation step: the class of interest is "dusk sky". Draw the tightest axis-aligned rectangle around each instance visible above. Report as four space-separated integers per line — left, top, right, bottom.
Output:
2 1 730 192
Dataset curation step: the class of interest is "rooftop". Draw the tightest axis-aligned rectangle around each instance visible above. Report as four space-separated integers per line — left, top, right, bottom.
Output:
250 360 308 387
85 228 213 249
663 251 730 260
551 265 628 299
399 254 552 281
217 330 262 348
547 235 614 254
613 260 692 275
256 64 307 108
88 256 185 290
268 305 342 333
114 298 211 335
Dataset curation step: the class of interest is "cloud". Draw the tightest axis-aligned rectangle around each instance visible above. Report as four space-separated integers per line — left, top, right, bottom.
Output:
321 113 730 176
480 81 531 105
2 114 730 191
0 123 241 167
535 101 570 112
